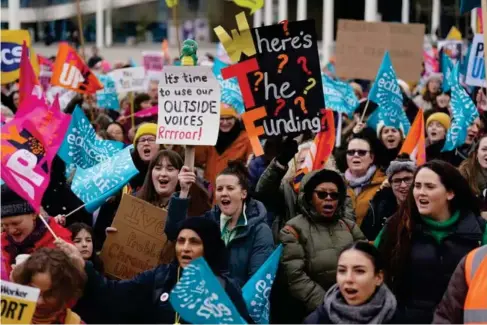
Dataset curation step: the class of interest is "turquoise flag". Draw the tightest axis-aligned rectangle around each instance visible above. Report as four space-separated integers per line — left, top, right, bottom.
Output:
442 63 479 152
71 145 138 212
213 57 244 115
96 74 120 110
243 245 282 324
170 258 246 324
442 52 453 92
460 0 480 13
367 51 410 135
322 74 359 117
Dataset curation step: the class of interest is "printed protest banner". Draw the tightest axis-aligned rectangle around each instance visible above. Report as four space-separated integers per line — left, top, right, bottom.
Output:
466 34 486 87
1 30 40 84
400 110 426 166
51 43 103 94
213 57 245 115
18 42 43 108
214 15 326 155
170 258 245 324
71 145 138 212
1 281 40 324
335 20 425 81
243 245 282 324
157 65 221 145
322 74 358 117
142 51 164 80
100 194 168 279
1 96 71 212
58 106 124 173
108 67 148 93
96 75 120 110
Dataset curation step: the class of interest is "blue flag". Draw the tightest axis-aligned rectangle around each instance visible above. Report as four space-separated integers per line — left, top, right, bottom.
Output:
322 74 359 117
243 245 282 324
442 63 479 152
213 57 245 115
460 0 480 13
441 52 453 92
71 145 138 212
96 75 120 110
170 258 246 324
367 51 410 135
58 106 124 174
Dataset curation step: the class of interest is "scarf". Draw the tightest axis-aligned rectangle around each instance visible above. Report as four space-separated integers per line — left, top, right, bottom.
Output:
345 165 377 196
324 283 397 324
214 122 242 155
4 217 48 266
420 210 460 244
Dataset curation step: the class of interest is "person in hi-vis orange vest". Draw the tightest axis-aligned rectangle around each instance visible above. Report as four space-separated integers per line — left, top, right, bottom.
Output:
433 245 487 324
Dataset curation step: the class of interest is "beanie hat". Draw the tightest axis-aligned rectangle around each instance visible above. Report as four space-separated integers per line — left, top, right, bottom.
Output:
133 123 157 146
176 217 227 274
397 79 412 98
220 103 238 118
426 112 451 130
386 154 416 182
1 184 35 218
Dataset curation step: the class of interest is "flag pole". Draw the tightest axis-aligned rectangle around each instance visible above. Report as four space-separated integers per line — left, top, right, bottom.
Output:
76 0 86 60
38 215 59 240
359 99 370 124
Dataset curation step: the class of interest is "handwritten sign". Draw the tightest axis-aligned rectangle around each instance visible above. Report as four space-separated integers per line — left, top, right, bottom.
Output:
466 34 486 87
156 66 221 145
108 67 148 93
142 51 164 80
1 281 40 324
100 194 168 279
335 20 425 81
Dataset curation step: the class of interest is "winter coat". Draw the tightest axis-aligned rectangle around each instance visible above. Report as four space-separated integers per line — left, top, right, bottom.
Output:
165 195 274 287
346 168 386 226
376 211 487 324
360 187 398 241
248 155 269 191
79 261 252 324
195 129 253 192
278 170 366 318
255 159 356 241
1 217 72 276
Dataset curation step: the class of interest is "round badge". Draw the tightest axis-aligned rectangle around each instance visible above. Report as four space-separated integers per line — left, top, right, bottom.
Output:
160 292 169 302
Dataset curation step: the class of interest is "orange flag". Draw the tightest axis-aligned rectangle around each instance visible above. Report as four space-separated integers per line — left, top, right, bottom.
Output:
400 109 426 166
51 43 103 94
19 41 41 106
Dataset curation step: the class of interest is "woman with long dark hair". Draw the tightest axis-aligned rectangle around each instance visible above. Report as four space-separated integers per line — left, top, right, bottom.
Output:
375 160 487 323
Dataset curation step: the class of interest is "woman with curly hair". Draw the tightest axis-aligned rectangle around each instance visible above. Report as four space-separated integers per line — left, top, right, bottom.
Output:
11 248 87 324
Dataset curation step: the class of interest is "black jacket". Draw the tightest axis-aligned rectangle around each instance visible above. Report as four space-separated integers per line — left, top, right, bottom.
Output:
78 261 252 324
361 187 398 241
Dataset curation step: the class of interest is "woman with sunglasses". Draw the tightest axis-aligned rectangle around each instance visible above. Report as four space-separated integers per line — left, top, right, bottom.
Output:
279 168 366 322
345 133 386 226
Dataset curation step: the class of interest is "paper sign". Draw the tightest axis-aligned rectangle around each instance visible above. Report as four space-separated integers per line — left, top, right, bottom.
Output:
156 65 221 145
108 67 148 93
1 281 40 324
466 34 486 87
335 20 425 81
142 51 164 80
438 39 464 65
96 74 120 110
100 194 168 279
1 30 39 84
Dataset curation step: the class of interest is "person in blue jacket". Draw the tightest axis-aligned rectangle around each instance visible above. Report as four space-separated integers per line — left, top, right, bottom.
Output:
166 160 274 287
56 217 252 324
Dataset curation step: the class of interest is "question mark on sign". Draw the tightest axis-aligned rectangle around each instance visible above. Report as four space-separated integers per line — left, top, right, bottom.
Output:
297 56 312 75
277 54 288 74
275 98 286 116
254 71 264 91
279 20 289 36
294 96 308 114
303 78 316 95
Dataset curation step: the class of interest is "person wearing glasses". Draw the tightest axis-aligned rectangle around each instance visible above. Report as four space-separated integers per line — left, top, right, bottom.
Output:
345 133 386 226
361 154 416 240
279 168 365 322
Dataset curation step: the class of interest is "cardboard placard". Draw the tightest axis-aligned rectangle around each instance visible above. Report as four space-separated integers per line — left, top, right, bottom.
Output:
156 66 221 146
1 281 40 324
142 51 164 80
108 67 148 93
100 194 169 279
466 34 486 87
335 20 425 81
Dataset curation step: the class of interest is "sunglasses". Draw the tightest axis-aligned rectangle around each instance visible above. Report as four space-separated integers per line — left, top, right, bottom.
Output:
314 191 340 200
346 149 369 157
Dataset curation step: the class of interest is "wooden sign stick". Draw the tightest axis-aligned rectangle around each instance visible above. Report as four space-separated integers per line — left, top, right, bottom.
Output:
38 215 59 240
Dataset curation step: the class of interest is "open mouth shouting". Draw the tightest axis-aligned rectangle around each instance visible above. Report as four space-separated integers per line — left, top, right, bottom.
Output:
220 197 232 209
322 203 336 215
417 197 430 211
342 287 359 301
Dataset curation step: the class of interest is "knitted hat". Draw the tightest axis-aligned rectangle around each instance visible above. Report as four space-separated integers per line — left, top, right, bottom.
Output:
1 184 35 218
426 112 451 130
133 123 157 146
176 217 228 274
386 153 416 182
220 103 238 118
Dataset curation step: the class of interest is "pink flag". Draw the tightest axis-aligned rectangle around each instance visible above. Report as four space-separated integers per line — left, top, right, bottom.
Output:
1 95 70 212
19 42 43 107
134 105 158 118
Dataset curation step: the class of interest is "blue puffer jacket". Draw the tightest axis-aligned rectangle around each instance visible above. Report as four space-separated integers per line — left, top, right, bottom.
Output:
166 194 274 287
